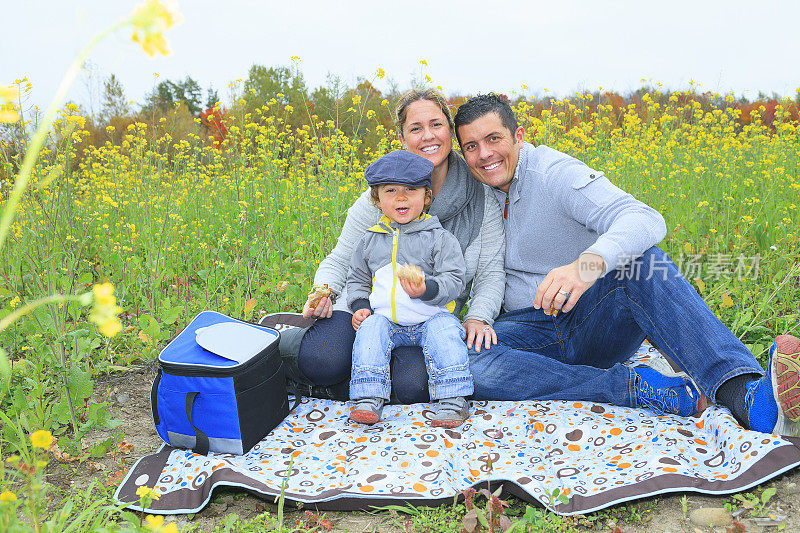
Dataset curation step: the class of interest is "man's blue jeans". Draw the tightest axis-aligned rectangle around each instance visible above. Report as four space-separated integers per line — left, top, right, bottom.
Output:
351 312 474 401
469 247 764 406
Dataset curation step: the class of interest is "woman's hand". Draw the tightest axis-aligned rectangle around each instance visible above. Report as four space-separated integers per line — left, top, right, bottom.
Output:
463 319 497 352
352 309 372 330
302 295 333 319
399 278 425 299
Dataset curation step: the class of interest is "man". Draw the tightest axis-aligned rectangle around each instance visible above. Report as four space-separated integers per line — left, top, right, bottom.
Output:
454 93 800 435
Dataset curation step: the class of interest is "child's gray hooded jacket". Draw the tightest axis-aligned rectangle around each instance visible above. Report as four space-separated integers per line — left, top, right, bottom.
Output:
347 213 466 326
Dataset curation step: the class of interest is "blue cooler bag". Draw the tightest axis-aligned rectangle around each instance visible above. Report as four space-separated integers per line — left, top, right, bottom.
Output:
151 311 298 455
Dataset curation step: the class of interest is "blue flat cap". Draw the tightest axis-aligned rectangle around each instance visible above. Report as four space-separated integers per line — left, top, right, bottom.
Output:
364 150 433 188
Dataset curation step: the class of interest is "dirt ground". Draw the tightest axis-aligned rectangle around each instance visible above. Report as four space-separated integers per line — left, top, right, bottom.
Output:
59 365 800 533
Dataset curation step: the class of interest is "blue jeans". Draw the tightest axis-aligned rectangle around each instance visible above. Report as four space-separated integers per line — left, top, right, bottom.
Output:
469 247 764 405
350 312 473 401
288 311 431 403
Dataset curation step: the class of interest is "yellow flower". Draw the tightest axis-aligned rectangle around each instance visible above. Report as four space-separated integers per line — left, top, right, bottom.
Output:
30 430 53 449
721 294 734 309
145 514 177 532
98 319 123 337
89 283 123 337
0 85 20 100
130 0 182 57
0 103 19 123
93 283 115 307
133 32 171 57
145 515 163 528
375 68 385 79
0 491 17 504
137 486 161 501
694 278 705 293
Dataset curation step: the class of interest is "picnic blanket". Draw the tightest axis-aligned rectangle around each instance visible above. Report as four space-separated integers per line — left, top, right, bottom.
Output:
114 342 800 516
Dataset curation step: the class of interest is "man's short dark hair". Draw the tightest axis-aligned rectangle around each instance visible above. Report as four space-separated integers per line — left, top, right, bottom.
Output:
453 93 519 146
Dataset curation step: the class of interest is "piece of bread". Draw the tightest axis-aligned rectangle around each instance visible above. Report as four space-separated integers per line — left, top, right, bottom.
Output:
396 263 424 285
543 303 559 318
306 284 332 309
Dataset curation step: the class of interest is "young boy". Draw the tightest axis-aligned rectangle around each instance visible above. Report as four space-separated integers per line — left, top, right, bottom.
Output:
346 150 473 428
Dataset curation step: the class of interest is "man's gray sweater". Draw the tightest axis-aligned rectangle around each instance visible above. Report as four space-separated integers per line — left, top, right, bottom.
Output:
491 143 667 312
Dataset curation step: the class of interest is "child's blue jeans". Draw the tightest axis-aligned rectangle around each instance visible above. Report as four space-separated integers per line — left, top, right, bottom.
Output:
350 312 473 401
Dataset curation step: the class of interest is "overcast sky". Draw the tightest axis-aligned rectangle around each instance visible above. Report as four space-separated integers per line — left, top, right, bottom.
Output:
4 0 800 114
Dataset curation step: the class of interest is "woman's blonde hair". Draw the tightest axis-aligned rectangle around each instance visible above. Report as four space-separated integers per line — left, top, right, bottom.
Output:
395 88 454 135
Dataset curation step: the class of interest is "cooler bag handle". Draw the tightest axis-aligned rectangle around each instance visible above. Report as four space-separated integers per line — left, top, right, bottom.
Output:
287 385 303 413
185 392 210 455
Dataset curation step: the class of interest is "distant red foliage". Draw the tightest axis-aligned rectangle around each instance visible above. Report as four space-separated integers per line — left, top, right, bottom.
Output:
200 107 228 148
739 100 799 126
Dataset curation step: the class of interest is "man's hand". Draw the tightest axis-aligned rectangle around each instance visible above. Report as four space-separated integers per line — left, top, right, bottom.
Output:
352 308 372 330
399 277 425 299
535 253 605 314
302 295 333 319
463 319 497 352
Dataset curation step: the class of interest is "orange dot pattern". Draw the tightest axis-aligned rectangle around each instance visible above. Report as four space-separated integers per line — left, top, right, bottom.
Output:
117 343 800 515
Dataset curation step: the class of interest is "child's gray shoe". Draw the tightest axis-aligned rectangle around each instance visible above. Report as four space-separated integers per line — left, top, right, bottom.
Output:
431 396 469 428
349 397 384 425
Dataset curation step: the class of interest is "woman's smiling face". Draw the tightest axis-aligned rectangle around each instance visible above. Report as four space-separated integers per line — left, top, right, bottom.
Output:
400 99 453 169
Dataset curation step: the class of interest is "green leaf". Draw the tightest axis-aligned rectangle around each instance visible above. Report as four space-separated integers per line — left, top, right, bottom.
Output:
286 284 302 302
87 436 114 458
475 508 489 528
67 365 93 400
120 511 140 525
163 305 184 325
761 487 776 505
0 347 10 392
86 401 118 429
52 398 72 424
370 504 421 515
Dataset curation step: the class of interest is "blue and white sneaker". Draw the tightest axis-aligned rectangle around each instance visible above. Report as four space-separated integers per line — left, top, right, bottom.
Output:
633 366 703 417
746 335 800 436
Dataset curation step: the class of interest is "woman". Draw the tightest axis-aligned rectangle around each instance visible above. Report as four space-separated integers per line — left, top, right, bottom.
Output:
281 88 505 403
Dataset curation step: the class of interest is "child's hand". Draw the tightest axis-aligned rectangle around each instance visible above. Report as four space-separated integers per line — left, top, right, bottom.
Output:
352 309 372 330
399 277 425 299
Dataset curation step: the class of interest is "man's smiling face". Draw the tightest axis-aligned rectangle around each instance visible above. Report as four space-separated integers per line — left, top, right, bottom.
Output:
457 112 525 193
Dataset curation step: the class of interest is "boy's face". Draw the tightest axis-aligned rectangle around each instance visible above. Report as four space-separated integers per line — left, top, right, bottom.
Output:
375 183 427 224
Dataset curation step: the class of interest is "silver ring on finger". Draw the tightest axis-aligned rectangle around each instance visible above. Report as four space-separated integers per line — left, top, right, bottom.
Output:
483 326 491 331
557 289 570 297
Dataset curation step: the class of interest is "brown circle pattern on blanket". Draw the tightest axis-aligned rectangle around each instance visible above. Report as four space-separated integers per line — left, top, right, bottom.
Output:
133 342 799 514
